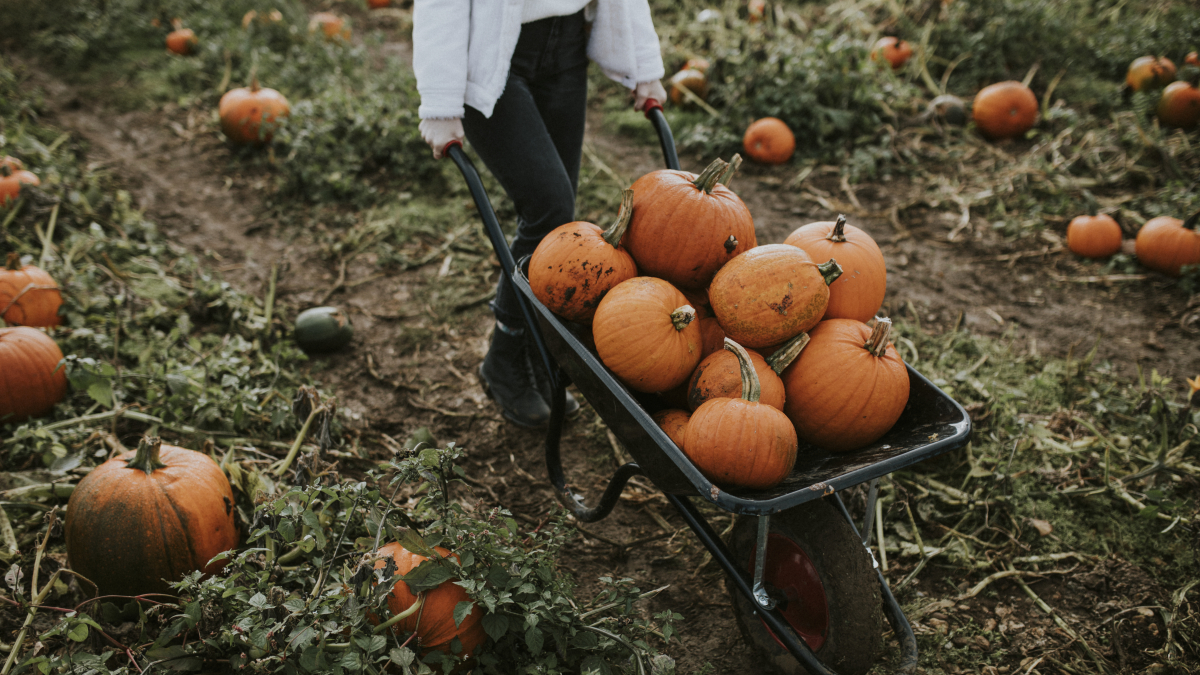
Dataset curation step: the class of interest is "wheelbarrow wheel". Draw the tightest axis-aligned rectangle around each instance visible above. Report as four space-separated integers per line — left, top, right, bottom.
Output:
727 498 884 675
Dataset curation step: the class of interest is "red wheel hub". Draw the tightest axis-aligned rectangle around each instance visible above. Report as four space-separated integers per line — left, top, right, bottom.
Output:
751 533 829 651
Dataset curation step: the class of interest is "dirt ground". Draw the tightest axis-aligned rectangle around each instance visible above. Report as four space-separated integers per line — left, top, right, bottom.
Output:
23 27 1199 674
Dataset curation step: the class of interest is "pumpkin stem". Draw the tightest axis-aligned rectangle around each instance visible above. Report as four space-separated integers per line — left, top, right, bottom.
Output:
670 305 696 331
126 436 167 474
692 158 729 195
371 593 424 634
1185 209 1200 233
766 332 810 374
724 338 760 404
825 214 849 243
0 165 10 178
5 252 20 271
865 318 893 357
817 259 843 286
602 189 634 249
717 154 743 190
171 17 183 30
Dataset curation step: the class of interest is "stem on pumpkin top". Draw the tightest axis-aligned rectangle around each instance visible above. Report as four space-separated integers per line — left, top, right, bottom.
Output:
825 214 849 243
5 252 20 271
692 158 728 194
865 318 892 357
724 338 760 403
717 154 743 190
766 332 810 374
670 305 696 331
602 189 635 248
372 594 424 634
1186 209 1200 232
126 437 167 474
817 259 843 286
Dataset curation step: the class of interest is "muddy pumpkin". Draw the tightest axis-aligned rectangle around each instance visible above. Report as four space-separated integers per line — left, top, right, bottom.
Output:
66 437 239 596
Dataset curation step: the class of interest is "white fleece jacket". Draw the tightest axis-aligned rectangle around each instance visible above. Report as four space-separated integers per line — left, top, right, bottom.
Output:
413 0 665 120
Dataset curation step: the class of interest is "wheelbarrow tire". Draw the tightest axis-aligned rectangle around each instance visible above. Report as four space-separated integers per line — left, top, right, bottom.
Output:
727 498 884 675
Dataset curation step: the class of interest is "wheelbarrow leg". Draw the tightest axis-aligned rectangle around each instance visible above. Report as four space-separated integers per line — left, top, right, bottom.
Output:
664 494 837 675
831 493 919 674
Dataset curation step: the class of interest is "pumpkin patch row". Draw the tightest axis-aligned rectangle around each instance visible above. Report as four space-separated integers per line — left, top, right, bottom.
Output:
530 157 909 490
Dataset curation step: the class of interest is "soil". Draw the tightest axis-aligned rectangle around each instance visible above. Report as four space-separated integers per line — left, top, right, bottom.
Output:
19 19 1198 675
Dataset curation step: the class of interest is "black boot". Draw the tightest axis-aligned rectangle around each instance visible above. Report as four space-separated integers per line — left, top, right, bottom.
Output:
478 323 551 428
527 338 580 417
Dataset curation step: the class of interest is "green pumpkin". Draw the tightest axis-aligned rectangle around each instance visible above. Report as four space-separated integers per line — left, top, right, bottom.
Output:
294 306 353 352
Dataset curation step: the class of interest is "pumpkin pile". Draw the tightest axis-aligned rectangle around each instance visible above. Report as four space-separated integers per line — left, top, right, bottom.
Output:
529 156 911 491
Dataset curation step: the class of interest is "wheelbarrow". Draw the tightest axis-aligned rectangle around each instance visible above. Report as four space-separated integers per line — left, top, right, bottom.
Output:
443 100 971 675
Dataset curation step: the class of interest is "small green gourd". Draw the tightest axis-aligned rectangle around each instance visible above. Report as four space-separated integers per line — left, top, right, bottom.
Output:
294 306 353 353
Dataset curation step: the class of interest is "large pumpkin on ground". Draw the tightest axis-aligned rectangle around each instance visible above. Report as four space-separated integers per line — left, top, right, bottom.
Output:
1157 81 1200 130
1 253 63 327
708 244 841 349
784 214 886 323
0 326 68 423
682 339 797 489
529 190 638 324
624 157 757 290
592 277 703 393
372 542 488 662
972 81 1038 141
66 437 239 596
781 319 909 452
219 78 291 145
1135 215 1200 277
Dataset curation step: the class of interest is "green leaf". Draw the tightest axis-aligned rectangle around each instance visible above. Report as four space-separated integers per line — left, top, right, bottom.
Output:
145 646 202 672
481 613 508 642
525 625 544 654
397 528 438 558
299 646 321 672
389 647 415 668
453 601 474 628
399 559 456 593
66 622 88 642
368 635 387 654
571 630 599 649
338 651 361 670
86 379 113 407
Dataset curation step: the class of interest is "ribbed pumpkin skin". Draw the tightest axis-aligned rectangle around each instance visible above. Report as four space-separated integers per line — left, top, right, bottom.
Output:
784 220 886 323
709 245 829 349
374 543 487 660
1066 215 1123 259
972 81 1038 140
624 171 756 290
781 320 909 452
529 221 637 324
687 348 784 411
682 397 797 489
652 409 691 449
65 444 239 596
1136 216 1200 277
218 85 291 145
0 262 62 327
593 277 703 393
697 316 726 358
0 327 67 423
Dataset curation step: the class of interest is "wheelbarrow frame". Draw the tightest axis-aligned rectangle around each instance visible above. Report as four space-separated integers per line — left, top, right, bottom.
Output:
444 101 971 675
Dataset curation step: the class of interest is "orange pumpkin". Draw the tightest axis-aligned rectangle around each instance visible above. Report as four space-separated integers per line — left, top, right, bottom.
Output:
784 214 886 323
871 37 912 70
972 81 1038 140
687 347 784 411
218 78 291 145
0 156 23 172
742 117 795 165
682 339 797 489
781 318 909 452
653 409 691 449
624 157 757 290
0 326 67 423
709 244 841 349
1186 52 1199 67
1 253 63 328
529 190 638 324
669 69 709 105
1158 81 1200 130
697 316 726 359
747 0 766 23
165 27 197 55
593 277 703 393
65 437 239 596
373 542 487 662
1135 215 1200 277
0 165 40 205
1125 56 1176 91
309 12 350 41
1066 214 1123 259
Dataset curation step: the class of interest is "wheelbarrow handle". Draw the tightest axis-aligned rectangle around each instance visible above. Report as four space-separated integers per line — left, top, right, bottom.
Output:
641 99 681 171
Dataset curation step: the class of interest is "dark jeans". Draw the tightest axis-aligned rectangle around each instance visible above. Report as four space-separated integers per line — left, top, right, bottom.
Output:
462 10 589 329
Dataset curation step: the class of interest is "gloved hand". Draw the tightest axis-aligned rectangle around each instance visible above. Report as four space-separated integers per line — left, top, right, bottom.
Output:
633 80 669 111
419 118 465 159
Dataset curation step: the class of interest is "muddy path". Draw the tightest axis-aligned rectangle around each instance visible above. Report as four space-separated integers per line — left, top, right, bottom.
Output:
26 40 1196 675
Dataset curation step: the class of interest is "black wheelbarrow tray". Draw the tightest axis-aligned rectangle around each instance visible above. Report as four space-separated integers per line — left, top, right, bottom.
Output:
444 101 971 675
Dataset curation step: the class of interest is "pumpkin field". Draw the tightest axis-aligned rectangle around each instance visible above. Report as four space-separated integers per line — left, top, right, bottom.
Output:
1 0 1199 673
